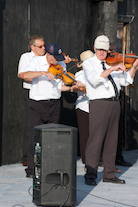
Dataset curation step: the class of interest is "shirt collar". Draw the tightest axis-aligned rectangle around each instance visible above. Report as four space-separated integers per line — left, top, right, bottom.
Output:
30 50 36 58
94 54 102 66
94 54 107 67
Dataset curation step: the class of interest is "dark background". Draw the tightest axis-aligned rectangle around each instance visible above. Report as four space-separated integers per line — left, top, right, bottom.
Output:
0 0 138 165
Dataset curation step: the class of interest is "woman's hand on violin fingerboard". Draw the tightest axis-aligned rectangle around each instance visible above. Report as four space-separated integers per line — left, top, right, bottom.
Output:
63 55 72 64
42 71 55 81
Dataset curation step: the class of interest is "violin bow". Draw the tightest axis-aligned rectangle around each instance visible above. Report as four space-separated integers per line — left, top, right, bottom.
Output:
123 24 126 66
62 51 80 72
124 54 138 59
67 62 78 72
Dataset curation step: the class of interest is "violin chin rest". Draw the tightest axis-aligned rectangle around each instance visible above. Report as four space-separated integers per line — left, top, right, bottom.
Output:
125 63 133 69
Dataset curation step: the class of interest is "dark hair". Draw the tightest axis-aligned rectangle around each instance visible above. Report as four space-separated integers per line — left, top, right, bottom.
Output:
28 35 44 47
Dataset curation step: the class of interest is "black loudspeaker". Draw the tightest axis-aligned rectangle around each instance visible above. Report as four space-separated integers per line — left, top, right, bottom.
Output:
33 123 78 207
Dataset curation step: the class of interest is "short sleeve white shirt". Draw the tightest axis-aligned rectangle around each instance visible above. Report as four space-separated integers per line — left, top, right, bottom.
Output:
18 51 36 89
83 54 134 100
75 70 89 113
25 54 64 101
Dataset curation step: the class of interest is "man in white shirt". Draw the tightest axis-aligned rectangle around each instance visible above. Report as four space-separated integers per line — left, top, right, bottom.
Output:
24 43 84 177
76 50 121 174
18 35 46 166
83 35 138 185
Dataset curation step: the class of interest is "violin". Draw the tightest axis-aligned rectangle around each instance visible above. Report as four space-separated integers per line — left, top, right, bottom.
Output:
62 52 79 63
106 52 136 69
48 64 86 92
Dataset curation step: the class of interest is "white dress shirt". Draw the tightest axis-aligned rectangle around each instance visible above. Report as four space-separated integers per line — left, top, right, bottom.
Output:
25 54 66 101
18 51 36 89
83 54 133 100
75 70 89 113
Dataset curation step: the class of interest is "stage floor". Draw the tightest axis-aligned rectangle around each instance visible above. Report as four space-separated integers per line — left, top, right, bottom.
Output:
0 149 138 207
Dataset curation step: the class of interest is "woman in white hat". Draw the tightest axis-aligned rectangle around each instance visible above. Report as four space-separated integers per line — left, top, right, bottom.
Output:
75 50 94 170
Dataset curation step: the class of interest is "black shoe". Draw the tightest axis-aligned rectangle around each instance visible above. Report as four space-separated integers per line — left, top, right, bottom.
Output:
103 177 125 184
85 178 97 186
115 159 132 167
26 173 33 178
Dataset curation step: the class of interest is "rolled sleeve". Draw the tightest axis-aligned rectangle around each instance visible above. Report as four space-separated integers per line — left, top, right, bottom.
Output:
118 71 134 86
126 71 134 84
18 54 30 76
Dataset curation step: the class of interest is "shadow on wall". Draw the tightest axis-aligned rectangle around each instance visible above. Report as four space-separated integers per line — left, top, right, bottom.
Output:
120 87 138 150
0 0 5 166
131 102 138 149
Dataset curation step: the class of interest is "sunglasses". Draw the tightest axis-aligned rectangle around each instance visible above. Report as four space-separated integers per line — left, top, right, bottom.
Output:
34 44 45 49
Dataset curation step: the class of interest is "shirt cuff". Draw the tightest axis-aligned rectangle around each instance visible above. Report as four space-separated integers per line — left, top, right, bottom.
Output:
126 72 133 84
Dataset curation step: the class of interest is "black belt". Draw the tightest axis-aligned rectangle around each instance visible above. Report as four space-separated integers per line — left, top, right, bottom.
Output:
100 97 119 102
31 99 60 102
45 99 59 102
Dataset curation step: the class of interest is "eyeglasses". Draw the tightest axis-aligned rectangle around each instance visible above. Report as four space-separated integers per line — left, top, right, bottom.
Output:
34 44 45 49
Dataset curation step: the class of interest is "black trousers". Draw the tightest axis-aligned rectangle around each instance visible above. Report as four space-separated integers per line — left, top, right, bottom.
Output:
25 99 60 175
22 88 31 162
85 99 120 180
76 108 89 164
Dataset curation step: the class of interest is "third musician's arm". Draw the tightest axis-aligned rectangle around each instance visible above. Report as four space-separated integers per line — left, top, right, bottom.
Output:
24 71 55 81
